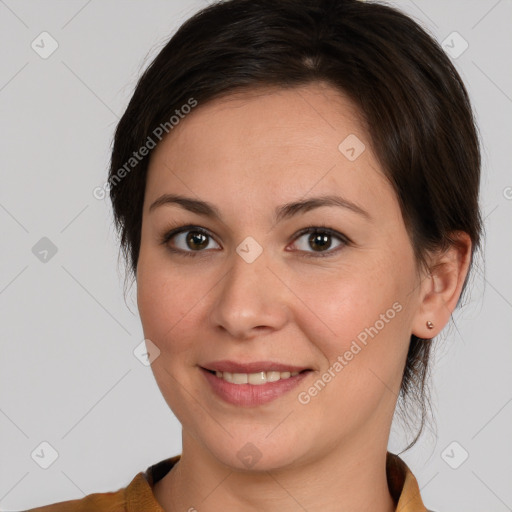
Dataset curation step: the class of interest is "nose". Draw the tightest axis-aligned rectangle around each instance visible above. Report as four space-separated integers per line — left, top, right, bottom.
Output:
208 246 290 340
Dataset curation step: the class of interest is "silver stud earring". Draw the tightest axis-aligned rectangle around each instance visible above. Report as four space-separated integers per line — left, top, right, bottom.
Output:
426 320 434 330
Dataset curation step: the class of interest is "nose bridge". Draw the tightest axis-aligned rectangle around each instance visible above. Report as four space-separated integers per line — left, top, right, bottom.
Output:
209 240 288 338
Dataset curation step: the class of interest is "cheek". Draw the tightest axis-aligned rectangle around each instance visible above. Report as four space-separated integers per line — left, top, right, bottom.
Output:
292 268 412 429
293 259 408 344
136 253 197 359
290 254 415 399
136 262 206 422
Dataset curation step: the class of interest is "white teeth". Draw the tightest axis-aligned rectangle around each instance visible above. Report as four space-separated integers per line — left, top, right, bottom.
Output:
214 370 300 385
267 371 281 382
248 372 266 385
233 373 248 384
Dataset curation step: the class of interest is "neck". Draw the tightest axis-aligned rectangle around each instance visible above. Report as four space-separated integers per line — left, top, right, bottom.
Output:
154 432 396 512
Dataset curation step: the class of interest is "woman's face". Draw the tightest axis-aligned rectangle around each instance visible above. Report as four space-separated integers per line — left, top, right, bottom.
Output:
137 83 426 470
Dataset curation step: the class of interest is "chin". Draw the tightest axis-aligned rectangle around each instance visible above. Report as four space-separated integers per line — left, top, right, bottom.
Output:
200 430 309 474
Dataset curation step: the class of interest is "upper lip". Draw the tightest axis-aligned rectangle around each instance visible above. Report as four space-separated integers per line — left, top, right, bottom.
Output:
201 360 310 373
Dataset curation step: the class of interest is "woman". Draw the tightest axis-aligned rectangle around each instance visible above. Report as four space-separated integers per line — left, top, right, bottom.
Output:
26 0 481 510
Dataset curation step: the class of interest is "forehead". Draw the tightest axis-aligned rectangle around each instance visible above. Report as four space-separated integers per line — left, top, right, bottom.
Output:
145 83 394 221
152 82 366 157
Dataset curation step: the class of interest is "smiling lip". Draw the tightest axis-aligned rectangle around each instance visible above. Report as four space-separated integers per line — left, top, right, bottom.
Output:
199 361 312 407
201 360 310 373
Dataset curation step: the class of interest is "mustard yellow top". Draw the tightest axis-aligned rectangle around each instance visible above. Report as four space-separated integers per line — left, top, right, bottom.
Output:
24 452 434 512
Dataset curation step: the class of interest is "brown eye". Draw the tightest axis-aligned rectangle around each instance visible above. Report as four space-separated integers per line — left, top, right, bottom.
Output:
162 226 221 255
291 227 349 257
308 232 333 252
185 230 209 250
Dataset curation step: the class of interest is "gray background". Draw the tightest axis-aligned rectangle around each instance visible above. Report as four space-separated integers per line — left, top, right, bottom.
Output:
0 0 511 510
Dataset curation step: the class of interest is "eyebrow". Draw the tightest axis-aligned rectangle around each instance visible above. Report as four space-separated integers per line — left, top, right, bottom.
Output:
148 193 371 222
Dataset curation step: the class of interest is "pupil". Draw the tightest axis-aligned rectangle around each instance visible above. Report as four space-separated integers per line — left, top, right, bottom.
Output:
310 233 331 251
187 231 208 250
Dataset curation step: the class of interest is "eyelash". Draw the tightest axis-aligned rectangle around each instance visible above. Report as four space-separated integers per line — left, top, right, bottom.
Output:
160 223 351 259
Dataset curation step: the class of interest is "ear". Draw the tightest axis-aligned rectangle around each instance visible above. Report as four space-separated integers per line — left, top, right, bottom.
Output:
411 231 472 339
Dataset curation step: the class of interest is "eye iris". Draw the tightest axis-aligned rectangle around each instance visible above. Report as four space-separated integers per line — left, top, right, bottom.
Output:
187 231 208 250
309 232 331 252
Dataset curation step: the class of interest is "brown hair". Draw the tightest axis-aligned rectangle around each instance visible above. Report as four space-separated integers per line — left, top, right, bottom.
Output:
108 0 482 449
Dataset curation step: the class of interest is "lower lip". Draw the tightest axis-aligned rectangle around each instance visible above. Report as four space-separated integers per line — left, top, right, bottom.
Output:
200 367 311 407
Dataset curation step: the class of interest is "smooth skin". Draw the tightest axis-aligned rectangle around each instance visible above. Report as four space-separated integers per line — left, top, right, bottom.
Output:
136 82 471 512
